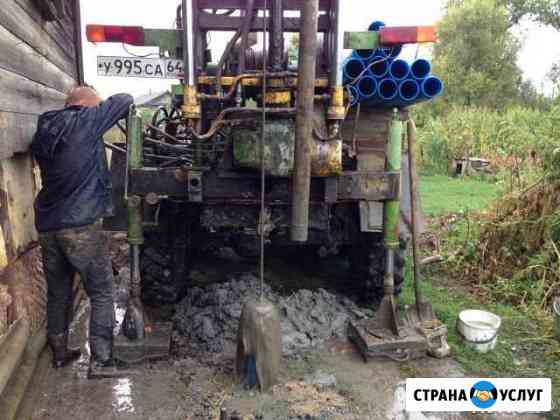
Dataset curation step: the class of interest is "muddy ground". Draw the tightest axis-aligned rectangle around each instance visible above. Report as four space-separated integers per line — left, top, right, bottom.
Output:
28 237 545 420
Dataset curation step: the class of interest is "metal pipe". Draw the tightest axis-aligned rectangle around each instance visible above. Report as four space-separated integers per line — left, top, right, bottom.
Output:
269 0 284 71
182 0 195 86
331 0 344 87
238 0 256 73
383 109 403 295
407 119 426 309
291 0 319 242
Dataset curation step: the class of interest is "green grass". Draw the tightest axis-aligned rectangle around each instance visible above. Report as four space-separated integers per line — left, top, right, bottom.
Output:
419 175 501 217
407 174 560 414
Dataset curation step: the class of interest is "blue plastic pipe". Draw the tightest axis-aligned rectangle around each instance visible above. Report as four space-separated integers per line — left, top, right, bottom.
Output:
420 76 444 100
410 59 431 80
368 20 385 31
389 59 410 81
357 75 378 100
366 78 399 105
343 57 366 82
396 79 420 104
367 51 389 78
353 49 377 62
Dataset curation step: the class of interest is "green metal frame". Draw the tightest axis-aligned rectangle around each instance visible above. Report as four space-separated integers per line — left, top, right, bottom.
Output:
127 106 144 246
383 109 402 249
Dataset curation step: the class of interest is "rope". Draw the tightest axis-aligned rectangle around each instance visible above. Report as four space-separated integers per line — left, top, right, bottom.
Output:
259 0 268 301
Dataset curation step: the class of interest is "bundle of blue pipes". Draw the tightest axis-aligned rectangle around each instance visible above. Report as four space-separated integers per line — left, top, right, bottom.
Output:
343 20 444 108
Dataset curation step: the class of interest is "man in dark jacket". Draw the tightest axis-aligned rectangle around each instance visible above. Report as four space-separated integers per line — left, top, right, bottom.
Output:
31 87 133 378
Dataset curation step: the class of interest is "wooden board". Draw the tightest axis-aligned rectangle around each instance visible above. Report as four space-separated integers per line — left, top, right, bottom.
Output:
0 25 75 93
0 112 38 160
0 68 65 117
14 0 76 61
0 1 76 79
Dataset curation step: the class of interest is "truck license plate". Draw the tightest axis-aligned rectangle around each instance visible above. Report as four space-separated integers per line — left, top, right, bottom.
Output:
97 56 184 79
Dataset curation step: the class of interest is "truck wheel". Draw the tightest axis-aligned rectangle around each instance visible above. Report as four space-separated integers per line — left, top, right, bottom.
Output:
141 232 189 305
350 233 408 303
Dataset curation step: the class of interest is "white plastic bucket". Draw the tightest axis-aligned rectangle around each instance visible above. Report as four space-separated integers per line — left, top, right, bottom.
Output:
457 310 501 353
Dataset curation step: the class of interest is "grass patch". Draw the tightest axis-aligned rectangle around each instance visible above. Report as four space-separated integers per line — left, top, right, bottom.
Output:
406 174 560 414
419 175 500 217
400 269 560 415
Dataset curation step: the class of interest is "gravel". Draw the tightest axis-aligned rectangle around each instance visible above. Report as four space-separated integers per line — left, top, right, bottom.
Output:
173 273 361 356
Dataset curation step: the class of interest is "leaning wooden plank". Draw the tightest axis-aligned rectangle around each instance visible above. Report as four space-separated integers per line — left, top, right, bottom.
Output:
0 26 75 94
0 319 30 397
0 326 46 420
0 68 66 117
14 0 76 60
0 2 76 79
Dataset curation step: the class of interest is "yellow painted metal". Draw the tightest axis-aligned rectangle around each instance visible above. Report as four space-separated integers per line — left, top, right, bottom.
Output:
182 85 201 119
196 76 329 88
264 91 291 105
327 86 345 120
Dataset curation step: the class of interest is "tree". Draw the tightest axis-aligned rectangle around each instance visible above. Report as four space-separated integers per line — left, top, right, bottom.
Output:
504 0 560 29
432 0 523 109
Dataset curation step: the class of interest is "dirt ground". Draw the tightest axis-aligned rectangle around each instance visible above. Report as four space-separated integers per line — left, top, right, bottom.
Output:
28 240 547 420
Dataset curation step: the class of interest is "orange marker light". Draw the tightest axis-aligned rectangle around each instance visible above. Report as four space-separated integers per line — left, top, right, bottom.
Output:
380 26 438 46
86 25 107 43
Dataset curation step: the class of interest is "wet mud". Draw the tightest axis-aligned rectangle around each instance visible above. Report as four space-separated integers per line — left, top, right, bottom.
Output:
28 237 546 420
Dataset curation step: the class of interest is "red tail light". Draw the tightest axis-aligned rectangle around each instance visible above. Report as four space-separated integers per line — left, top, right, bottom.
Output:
86 25 145 45
380 26 437 46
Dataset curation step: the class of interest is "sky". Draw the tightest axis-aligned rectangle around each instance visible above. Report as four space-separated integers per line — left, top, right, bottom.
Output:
80 0 560 98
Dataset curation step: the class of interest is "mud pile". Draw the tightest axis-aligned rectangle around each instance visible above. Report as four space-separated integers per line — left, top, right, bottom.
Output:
174 273 362 356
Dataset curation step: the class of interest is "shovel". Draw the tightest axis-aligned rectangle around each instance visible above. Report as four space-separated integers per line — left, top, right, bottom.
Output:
406 119 435 323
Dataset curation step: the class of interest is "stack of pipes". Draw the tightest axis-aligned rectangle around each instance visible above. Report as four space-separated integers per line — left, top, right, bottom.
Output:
344 20 444 108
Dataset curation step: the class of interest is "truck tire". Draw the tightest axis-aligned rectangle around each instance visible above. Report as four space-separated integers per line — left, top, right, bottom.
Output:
350 232 408 303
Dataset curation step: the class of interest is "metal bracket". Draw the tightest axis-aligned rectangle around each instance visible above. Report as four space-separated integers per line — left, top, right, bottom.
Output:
338 171 400 201
187 171 203 202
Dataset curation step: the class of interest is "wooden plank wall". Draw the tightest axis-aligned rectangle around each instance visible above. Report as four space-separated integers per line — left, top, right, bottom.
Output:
0 0 78 278
0 0 77 160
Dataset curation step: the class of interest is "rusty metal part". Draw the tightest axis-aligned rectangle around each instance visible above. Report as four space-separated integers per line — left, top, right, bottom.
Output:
197 74 328 89
291 0 319 242
232 120 341 177
215 0 255 92
269 0 284 71
311 139 342 177
198 71 297 101
238 0 255 73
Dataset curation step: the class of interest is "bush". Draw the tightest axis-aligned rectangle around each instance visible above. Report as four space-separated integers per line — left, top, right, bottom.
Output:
414 105 560 177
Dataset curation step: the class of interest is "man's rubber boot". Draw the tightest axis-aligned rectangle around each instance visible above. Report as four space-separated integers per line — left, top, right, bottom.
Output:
88 335 122 379
48 333 81 368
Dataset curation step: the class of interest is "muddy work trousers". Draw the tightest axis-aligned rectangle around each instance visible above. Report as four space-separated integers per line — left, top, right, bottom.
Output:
39 222 115 348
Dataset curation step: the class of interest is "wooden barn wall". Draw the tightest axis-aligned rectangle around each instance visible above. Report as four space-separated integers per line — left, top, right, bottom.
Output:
0 0 79 335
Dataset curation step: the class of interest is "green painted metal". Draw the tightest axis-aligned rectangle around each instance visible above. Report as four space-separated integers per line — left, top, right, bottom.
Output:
343 31 380 50
171 84 184 96
383 109 402 248
233 121 296 177
127 107 144 246
144 29 180 55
